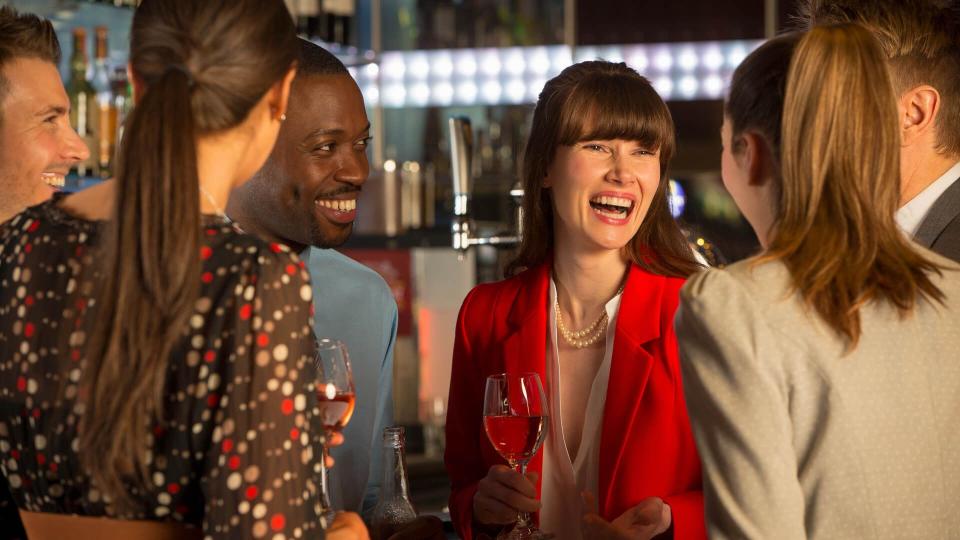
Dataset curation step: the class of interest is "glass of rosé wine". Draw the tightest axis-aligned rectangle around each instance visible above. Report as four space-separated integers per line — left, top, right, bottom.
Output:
483 372 551 540
314 338 355 528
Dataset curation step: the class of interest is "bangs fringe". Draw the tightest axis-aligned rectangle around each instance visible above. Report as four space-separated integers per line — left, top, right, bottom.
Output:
556 74 674 155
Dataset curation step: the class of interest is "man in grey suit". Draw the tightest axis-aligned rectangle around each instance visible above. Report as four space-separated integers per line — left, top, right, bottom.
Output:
801 0 960 261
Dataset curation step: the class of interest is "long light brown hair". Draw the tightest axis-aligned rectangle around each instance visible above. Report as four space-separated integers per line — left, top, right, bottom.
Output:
80 0 297 505
762 24 944 345
506 61 700 278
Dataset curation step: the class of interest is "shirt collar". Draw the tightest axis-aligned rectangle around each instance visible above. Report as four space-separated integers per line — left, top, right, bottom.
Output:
897 160 960 236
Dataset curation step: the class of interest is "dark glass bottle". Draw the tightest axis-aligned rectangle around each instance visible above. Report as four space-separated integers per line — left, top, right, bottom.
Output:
67 27 98 178
92 26 115 178
370 427 417 540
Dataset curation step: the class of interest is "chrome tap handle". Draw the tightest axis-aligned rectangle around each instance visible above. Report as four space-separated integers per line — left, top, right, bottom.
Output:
448 117 474 217
510 181 524 243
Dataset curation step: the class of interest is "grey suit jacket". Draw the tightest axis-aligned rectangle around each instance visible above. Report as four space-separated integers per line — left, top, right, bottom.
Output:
915 174 960 262
676 251 960 540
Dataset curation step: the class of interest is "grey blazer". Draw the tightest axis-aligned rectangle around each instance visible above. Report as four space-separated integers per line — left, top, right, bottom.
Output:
915 174 960 262
676 251 960 540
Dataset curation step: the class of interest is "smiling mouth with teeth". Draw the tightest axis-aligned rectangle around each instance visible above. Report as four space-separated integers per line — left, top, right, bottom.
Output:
41 173 66 188
316 199 357 212
589 195 634 218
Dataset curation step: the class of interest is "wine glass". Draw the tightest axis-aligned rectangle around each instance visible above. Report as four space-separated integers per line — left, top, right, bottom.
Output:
483 372 552 540
314 338 356 528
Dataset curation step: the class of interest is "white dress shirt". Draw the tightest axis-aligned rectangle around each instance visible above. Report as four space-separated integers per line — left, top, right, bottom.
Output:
896 160 960 236
539 279 623 539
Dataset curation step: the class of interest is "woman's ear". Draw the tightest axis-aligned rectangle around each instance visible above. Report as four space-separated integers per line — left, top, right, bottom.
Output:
741 132 775 187
268 64 298 121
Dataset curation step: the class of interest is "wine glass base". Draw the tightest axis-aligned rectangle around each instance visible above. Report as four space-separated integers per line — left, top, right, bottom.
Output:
497 526 554 540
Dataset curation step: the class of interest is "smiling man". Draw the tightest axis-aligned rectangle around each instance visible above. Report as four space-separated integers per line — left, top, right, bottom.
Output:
0 7 89 224
227 39 395 518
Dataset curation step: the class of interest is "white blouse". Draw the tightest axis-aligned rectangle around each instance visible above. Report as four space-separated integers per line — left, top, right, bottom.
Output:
539 279 623 539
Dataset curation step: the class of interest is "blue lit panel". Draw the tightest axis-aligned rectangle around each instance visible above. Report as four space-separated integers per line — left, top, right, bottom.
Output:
668 179 686 219
352 40 762 108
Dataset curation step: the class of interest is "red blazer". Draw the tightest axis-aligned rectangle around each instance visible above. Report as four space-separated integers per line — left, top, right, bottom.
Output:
444 262 705 540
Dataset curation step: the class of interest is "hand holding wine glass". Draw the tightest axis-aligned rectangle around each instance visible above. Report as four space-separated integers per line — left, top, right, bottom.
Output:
481 372 552 540
473 465 541 525
314 338 356 528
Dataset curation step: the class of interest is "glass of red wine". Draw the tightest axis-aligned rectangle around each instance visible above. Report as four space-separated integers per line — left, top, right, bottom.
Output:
483 372 551 540
314 338 355 528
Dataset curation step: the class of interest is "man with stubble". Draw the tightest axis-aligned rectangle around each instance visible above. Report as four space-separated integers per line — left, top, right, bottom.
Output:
0 6 89 224
228 40 441 539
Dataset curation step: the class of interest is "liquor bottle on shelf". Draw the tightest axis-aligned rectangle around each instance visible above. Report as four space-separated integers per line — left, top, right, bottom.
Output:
110 67 131 154
67 27 98 179
370 427 417 540
322 0 355 45
289 0 321 39
92 26 116 179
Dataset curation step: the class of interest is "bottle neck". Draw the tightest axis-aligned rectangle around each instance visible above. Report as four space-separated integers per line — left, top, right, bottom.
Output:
381 434 411 500
71 39 88 82
96 37 108 62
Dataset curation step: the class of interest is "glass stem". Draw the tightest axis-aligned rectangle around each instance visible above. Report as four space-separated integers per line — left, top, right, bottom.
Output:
319 437 335 527
515 460 533 530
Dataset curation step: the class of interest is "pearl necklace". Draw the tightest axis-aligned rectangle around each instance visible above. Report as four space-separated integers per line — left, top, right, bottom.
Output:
554 284 624 349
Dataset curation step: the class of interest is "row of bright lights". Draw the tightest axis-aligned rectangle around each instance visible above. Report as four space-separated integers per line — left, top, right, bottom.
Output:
346 41 761 107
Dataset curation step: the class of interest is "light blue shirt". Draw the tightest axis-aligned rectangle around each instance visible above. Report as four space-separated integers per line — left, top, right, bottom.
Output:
304 247 397 515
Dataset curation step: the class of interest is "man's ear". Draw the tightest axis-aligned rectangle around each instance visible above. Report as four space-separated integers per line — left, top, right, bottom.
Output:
899 85 941 147
737 131 774 187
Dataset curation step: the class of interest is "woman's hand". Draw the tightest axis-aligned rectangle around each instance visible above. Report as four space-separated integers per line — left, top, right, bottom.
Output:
472 465 540 525
581 492 671 540
326 512 370 540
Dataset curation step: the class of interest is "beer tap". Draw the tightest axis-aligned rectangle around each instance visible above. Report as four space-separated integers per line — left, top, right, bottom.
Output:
448 116 522 260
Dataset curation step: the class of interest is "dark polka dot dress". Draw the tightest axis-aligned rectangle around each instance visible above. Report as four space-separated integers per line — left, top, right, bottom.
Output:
0 195 325 539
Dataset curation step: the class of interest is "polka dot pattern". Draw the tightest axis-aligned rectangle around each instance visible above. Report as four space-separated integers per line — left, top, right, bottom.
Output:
0 197 324 539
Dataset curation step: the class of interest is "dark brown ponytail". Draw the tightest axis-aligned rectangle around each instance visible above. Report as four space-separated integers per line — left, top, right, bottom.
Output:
80 0 297 505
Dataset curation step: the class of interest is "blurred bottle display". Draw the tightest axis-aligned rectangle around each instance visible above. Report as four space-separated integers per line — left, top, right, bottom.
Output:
287 0 356 46
67 27 98 179
92 26 116 178
322 0 355 46
370 427 417 540
380 0 564 50
289 0 321 40
110 67 132 155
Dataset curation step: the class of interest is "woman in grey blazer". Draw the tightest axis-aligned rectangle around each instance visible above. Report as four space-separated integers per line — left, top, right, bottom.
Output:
676 25 960 539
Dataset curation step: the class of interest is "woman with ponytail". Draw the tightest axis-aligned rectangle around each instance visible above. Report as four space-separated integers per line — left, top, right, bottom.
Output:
0 0 365 538
676 25 960 538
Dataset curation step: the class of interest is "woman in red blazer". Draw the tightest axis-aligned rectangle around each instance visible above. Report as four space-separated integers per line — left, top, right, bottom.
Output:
445 61 706 540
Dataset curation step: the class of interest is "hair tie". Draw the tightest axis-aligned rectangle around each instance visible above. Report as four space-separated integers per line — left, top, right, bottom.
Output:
164 64 195 88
